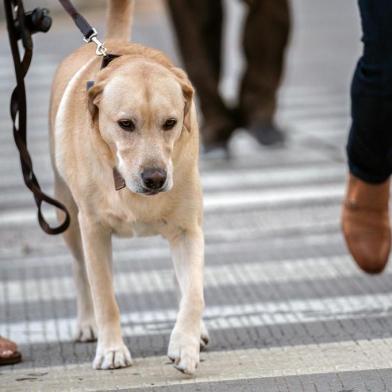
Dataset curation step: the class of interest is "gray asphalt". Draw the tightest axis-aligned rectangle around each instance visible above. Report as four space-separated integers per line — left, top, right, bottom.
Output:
2 1 392 391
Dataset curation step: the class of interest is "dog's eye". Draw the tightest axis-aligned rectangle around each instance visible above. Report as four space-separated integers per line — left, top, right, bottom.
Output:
162 118 177 131
118 119 135 132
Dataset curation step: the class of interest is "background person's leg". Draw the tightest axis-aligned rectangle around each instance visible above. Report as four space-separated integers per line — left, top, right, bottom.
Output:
167 0 235 149
239 0 290 145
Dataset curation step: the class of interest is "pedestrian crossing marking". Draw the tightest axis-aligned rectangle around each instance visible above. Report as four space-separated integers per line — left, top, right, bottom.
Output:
2 338 392 391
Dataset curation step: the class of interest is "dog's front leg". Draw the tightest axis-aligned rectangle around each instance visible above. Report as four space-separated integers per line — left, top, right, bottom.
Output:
168 227 205 374
79 214 132 370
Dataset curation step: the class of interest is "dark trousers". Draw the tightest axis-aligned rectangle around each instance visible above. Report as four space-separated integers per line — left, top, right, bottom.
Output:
347 0 392 183
167 0 290 142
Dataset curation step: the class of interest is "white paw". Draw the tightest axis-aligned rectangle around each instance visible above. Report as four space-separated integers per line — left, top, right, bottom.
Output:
168 328 200 375
93 343 132 370
200 320 209 350
74 319 97 342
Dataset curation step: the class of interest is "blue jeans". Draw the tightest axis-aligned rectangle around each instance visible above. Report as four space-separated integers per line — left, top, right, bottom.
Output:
347 0 392 183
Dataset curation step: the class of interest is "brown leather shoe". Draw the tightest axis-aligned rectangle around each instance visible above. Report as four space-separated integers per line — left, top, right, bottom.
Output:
0 336 21 366
342 174 391 274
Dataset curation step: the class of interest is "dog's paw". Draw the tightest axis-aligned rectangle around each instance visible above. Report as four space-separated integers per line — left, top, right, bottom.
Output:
74 319 97 342
168 328 200 375
200 320 209 350
93 344 132 370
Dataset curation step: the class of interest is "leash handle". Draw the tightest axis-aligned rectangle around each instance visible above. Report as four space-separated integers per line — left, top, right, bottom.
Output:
4 0 71 235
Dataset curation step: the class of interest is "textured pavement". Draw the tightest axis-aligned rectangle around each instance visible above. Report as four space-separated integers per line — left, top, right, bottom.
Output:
2 0 392 391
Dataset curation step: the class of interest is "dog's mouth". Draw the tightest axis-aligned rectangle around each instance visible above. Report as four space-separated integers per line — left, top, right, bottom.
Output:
143 189 160 196
140 186 167 196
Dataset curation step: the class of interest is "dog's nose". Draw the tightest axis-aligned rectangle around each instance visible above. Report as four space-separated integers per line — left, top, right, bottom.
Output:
141 168 167 190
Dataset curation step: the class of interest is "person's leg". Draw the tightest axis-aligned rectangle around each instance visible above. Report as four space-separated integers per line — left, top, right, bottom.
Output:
167 0 235 149
342 0 392 273
239 0 290 145
192 0 222 82
347 1 392 183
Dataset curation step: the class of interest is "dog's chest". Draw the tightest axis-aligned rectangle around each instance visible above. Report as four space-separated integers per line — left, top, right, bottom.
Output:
105 209 165 238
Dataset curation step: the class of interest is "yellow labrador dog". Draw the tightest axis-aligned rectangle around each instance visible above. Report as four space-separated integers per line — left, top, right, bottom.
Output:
49 0 207 374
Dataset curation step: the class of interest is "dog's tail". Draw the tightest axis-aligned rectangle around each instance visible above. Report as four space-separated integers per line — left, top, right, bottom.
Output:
105 0 135 40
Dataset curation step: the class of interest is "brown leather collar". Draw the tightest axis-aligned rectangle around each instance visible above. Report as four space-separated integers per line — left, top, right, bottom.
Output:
113 167 126 191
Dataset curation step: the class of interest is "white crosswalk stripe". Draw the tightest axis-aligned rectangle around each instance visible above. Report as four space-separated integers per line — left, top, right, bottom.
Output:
2 339 392 391
0 255 361 305
0 161 345 198
0 182 344 226
2 292 391 346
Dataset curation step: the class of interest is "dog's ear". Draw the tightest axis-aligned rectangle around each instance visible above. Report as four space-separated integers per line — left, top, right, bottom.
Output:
86 79 115 164
87 81 104 122
171 67 194 132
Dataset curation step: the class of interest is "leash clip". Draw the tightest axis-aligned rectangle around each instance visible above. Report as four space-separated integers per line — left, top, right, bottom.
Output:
83 28 107 57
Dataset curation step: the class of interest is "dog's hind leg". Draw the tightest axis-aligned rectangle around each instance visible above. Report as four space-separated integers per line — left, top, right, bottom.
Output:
55 176 97 342
168 227 205 374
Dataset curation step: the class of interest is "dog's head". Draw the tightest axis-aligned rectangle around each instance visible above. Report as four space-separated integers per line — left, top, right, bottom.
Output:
88 57 193 196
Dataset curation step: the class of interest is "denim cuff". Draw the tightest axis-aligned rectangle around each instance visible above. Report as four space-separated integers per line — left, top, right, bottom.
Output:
348 160 390 184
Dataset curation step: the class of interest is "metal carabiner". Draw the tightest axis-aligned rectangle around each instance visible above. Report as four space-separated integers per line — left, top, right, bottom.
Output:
83 28 107 57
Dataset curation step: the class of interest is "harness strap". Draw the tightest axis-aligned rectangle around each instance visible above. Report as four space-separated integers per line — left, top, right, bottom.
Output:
4 0 70 234
101 53 121 69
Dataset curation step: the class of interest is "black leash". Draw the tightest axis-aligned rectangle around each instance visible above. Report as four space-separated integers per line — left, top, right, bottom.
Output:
4 0 71 235
4 0 114 235
58 0 108 57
